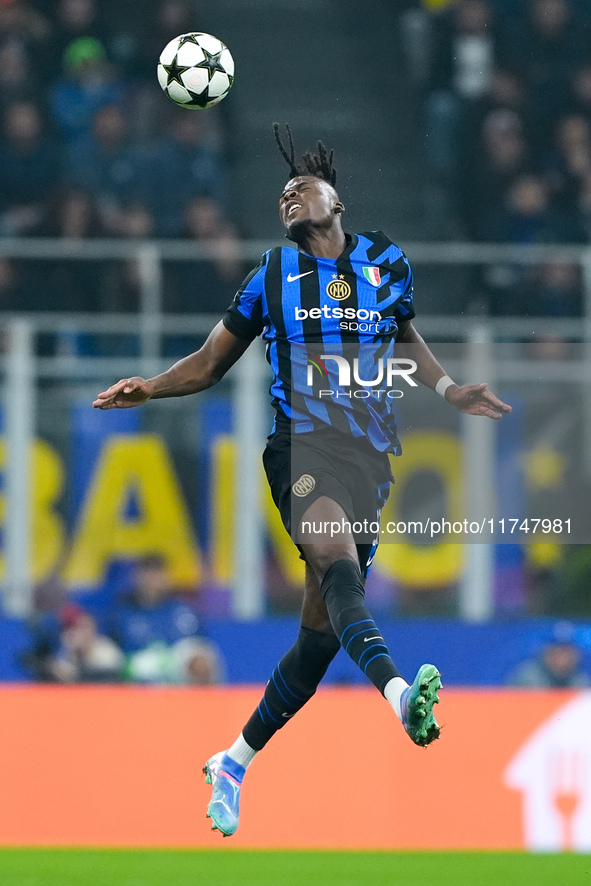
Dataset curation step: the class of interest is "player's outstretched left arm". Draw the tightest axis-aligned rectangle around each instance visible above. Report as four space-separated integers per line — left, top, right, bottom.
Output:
396 321 511 420
93 321 250 410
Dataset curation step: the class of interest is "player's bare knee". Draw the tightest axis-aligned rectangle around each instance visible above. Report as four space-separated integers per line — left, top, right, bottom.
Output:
301 544 358 583
301 612 334 634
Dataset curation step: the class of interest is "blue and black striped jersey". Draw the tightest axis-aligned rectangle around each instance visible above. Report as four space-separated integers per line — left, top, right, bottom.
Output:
222 231 415 453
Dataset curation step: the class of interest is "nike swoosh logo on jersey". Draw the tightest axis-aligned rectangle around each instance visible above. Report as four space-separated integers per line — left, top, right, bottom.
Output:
364 635 384 642
287 271 314 282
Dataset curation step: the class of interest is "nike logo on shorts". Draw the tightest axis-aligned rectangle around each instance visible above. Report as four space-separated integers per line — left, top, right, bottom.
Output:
364 635 384 642
287 271 314 282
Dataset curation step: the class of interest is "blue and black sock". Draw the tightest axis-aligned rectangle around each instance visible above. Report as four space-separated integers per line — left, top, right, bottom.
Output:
321 557 401 694
242 625 341 751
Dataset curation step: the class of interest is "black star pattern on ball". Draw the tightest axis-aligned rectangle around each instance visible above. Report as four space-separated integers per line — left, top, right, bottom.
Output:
161 54 191 88
195 46 226 81
178 33 200 46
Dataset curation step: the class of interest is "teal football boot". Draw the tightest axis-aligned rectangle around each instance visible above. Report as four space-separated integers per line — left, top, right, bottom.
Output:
401 664 442 747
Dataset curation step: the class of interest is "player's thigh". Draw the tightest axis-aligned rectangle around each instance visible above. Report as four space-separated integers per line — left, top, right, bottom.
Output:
298 494 359 581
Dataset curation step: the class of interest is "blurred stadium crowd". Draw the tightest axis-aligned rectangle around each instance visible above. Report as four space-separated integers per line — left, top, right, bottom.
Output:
0 0 245 319
418 0 591 315
23 554 226 685
0 0 588 320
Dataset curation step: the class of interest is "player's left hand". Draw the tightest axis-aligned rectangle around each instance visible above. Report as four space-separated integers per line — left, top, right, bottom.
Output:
445 383 511 420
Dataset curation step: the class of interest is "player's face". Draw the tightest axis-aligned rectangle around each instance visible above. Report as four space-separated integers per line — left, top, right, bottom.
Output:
279 176 343 234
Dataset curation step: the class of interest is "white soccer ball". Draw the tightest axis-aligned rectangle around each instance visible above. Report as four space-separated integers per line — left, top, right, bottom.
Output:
157 32 234 109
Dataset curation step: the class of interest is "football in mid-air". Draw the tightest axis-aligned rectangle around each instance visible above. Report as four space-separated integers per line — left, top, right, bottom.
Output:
157 32 234 109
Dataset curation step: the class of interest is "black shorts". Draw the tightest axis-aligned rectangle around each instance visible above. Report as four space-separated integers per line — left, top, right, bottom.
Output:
262 419 394 576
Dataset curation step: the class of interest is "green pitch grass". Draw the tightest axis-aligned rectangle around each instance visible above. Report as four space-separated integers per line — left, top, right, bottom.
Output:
0 849 589 886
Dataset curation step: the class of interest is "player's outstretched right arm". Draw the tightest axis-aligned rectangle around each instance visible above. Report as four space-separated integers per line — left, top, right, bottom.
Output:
93 321 251 410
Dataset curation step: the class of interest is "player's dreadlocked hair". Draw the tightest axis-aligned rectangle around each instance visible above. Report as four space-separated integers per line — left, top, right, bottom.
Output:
273 122 337 187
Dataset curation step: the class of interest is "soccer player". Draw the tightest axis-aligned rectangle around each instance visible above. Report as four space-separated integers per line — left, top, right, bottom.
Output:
94 124 511 837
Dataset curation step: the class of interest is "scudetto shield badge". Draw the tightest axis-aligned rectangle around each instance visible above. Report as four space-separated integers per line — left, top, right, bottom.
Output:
363 266 381 286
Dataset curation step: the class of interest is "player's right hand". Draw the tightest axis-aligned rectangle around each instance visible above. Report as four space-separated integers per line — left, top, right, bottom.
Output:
92 377 154 410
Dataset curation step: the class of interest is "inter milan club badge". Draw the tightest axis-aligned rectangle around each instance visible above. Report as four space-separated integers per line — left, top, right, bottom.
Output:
326 276 351 300
292 474 316 497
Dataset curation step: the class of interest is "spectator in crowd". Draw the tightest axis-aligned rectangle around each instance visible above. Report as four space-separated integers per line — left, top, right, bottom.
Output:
163 196 245 355
423 0 499 190
0 0 50 42
89 258 143 356
479 172 587 312
108 555 224 684
506 621 590 688
140 0 196 75
110 555 200 652
421 0 591 242
544 114 591 213
0 256 49 314
479 172 588 244
0 100 59 236
169 196 244 311
184 196 243 278
43 187 105 329
143 110 227 237
429 0 498 101
48 0 147 92
0 38 34 111
38 603 124 683
463 108 533 237
567 63 591 121
128 635 225 685
99 257 142 314
0 257 27 314
49 186 102 239
47 0 106 80
156 0 194 44
505 0 587 143
0 0 51 89
50 36 126 142
65 104 151 236
172 636 225 685
125 0 203 141
520 260 583 316
114 201 153 239
576 171 591 237
467 67 530 136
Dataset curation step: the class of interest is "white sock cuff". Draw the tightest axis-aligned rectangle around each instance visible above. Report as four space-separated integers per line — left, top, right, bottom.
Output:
384 676 410 721
226 733 257 769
